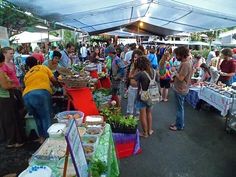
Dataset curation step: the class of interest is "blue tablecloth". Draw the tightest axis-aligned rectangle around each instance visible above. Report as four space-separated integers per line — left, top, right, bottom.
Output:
186 87 200 109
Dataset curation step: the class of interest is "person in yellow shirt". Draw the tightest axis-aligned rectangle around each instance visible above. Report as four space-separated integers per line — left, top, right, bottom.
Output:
23 56 58 144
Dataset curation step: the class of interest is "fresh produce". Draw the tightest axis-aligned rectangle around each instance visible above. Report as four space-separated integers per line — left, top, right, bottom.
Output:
98 72 106 78
89 159 107 177
86 128 102 135
63 113 82 119
78 127 86 136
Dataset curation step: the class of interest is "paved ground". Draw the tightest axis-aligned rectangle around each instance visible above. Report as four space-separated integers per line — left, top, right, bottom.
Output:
0 89 235 177
0 139 40 176
119 90 236 177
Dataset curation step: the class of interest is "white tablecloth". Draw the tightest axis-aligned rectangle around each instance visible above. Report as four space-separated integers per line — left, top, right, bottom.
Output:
198 87 236 116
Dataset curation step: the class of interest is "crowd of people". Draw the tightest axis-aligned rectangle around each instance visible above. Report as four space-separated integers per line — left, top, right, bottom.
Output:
0 41 236 148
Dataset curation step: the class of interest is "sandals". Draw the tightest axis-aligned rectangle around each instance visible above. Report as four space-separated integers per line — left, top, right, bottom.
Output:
139 132 148 138
139 130 154 138
169 125 184 131
149 130 154 136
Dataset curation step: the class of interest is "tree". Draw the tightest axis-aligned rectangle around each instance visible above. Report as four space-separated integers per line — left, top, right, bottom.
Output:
64 30 75 44
0 0 40 38
190 32 201 41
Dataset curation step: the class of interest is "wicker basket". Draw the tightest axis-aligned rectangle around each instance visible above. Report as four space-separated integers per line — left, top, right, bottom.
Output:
57 67 73 76
63 78 89 88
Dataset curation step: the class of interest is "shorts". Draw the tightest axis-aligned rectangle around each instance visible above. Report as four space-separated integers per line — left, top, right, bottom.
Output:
160 79 171 88
136 100 153 110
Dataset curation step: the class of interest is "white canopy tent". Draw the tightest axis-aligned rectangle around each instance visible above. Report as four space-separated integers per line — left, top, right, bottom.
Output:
8 0 236 36
10 31 62 43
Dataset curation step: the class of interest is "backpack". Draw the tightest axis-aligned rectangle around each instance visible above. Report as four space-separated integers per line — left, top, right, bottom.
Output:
140 70 161 104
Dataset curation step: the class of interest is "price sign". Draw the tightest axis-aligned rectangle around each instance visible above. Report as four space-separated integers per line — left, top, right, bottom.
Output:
65 119 88 177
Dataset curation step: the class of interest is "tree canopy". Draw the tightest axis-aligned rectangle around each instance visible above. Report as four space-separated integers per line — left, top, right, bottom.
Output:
0 0 41 37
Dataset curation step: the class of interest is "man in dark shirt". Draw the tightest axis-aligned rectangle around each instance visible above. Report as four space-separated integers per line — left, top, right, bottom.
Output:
219 48 236 86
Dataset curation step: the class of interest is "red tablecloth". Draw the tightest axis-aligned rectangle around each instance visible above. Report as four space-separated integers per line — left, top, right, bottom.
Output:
89 70 111 89
66 87 99 118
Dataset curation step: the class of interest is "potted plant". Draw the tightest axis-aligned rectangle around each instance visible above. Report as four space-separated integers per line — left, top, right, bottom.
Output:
100 106 138 134
108 114 138 134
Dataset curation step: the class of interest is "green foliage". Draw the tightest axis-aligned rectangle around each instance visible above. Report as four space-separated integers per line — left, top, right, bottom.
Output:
100 108 112 118
190 32 201 41
0 0 39 37
191 48 210 59
102 108 138 129
90 35 110 43
89 159 107 177
64 30 75 44
49 31 59 37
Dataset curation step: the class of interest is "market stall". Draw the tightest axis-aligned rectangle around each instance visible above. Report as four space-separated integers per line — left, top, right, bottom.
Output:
198 85 236 132
198 86 236 117
21 113 119 177
84 63 111 89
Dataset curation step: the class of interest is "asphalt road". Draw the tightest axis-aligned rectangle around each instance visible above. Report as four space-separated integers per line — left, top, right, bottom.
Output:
0 88 235 177
119 89 236 177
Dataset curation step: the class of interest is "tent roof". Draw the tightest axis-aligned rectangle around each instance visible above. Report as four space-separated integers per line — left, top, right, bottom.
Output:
10 31 62 43
89 21 180 36
7 0 236 36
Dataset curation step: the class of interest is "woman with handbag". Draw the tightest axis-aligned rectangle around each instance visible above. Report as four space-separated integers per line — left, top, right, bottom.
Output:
134 56 158 138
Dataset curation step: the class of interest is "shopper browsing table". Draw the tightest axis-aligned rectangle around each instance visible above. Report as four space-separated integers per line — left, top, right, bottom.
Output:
23 56 58 144
170 46 193 131
218 48 236 86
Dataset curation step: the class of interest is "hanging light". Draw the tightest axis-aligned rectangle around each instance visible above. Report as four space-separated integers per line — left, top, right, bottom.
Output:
139 22 143 27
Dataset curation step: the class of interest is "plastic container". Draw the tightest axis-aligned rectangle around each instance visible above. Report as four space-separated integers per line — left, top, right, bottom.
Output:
19 165 52 177
81 135 98 147
85 127 103 136
47 123 66 138
78 126 86 136
85 115 104 125
82 144 95 159
55 111 84 126
97 63 102 73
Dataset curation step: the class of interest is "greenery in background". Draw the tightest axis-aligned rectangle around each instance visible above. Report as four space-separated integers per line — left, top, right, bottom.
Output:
64 29 76 44
0 0 39 38
191 48 210 59
90 35 110 43
190 27 236 50
49 31 59 37
89 159 107 177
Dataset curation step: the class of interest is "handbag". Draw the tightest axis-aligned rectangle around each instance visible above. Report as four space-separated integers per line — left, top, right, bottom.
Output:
139 70 160 104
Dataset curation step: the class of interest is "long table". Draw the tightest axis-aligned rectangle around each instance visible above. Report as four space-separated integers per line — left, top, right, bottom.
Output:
29 124 119 177
186 87 201 109
198 87 236 116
